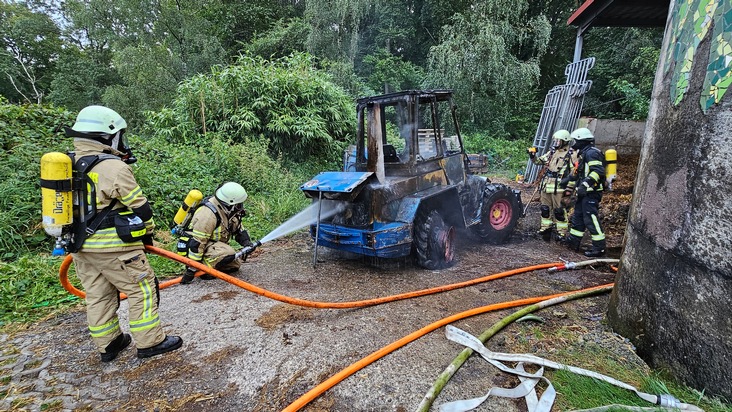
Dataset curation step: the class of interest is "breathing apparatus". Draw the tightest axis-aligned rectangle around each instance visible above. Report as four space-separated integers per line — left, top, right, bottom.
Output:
40 106 135 255
605 149 617 190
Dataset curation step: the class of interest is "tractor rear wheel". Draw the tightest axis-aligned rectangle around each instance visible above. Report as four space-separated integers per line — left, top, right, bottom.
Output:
413 209 456 269
475 183 520 244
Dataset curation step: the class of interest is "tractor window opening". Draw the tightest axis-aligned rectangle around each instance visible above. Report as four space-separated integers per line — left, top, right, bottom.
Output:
435 99 461 155
383 103 410 163
417 100 441 160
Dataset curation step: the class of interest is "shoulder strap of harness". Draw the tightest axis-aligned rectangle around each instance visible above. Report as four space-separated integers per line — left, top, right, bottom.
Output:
66 153 119 252
202 198 222 228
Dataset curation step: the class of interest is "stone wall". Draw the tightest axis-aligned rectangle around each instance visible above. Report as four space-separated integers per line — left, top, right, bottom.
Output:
577 117 645 155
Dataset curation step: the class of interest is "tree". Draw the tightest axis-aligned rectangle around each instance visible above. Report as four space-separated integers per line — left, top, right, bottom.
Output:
0 1 62 103
54 0 229 122
243 18 310 59
304 0 373 63
581 27 663 119
425 0 551 137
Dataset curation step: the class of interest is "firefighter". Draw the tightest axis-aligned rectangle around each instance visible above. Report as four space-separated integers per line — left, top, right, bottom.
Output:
528 129 578 242
180 182 252 284
65 105 182 361
561 128 606 257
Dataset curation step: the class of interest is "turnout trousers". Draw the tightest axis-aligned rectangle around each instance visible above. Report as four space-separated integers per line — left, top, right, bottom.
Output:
202 241 241 272
72 249 165 351
568 192 605 248
539 190 569 236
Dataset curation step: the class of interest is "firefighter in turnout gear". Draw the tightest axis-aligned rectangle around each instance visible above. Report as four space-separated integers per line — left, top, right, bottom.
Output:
528 129 578 242
180 182 252 284
66 106 182 362
561 128 606 257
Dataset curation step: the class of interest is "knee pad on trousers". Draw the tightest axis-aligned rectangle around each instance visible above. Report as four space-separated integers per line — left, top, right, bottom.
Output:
554 207 566 221
215 254 236 270
154 277 160 308
540 205 551 218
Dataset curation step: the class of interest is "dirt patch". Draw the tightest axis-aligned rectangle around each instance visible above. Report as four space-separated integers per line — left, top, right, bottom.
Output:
0 155 646 412
256 305 316 330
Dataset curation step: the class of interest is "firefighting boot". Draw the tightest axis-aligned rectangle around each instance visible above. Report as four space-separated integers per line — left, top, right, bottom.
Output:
538 227 552 242
100 333 132 362
566 235 582 252
180 267 196 284
584 240 606 258
137 335 183 359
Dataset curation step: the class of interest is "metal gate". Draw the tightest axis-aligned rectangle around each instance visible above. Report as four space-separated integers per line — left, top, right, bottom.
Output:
523 57 595 183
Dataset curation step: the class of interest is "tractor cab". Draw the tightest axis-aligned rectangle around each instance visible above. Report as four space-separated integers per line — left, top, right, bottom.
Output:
302 90 522 269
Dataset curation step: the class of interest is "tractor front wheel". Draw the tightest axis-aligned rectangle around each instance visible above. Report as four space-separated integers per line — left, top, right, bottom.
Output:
475 183 520 244
414 209 456 270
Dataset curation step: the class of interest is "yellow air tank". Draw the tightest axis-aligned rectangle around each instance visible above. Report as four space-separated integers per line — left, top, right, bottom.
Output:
173 189 203 229
40 152 74 238
605 149 617 190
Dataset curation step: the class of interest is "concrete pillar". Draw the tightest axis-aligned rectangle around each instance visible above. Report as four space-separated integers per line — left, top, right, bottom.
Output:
607 1 732 399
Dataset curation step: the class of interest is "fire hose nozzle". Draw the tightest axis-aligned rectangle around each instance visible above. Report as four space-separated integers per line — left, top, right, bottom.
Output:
235 240 262 260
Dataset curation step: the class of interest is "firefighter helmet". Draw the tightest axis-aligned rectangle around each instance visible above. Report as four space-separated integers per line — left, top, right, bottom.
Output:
570 128 594 141
216 182 248 206
552 129 571 141
72 106 127 135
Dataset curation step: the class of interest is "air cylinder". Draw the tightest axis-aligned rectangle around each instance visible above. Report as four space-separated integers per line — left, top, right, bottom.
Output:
172 189 203 229
40 152 74 238
604 149 617 190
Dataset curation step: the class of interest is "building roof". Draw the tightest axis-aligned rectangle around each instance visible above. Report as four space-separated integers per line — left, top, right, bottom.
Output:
568 0 669 29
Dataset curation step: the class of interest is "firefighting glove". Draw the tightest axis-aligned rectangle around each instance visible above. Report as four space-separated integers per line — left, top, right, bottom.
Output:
527 147 537 158
235 230 252 247
561 196 572 209
577 180 591 197
559 175 571 189
141 234 154 246
180 267 197 284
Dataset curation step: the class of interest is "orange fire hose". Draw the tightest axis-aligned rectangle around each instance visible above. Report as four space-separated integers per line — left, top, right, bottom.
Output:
59 245 563 308
282 283 614 412
58 245 615 411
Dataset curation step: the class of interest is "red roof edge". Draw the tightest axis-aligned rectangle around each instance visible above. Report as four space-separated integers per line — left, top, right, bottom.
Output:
567 0 596 26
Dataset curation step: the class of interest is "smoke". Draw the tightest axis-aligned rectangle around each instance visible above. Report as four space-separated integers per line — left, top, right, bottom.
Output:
259 200 346 244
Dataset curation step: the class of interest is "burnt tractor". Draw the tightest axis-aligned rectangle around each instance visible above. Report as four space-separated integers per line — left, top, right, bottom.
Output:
300 90 522 269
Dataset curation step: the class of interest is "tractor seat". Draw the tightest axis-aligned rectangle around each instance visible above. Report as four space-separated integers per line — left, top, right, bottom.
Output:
383 144 399 162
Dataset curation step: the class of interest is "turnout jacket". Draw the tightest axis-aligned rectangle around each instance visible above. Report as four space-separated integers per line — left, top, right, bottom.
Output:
186 197 243 263
73 140 155 253
531 145 578 194
565 145 605 194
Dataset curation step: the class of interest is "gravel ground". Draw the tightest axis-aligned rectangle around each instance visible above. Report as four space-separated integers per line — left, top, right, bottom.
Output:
0 201 646 412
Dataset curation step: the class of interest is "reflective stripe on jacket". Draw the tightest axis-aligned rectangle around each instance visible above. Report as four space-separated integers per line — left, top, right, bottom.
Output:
73 141 155 253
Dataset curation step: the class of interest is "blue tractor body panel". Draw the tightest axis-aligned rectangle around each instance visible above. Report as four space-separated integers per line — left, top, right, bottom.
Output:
300 171 373 200
309 221 412 258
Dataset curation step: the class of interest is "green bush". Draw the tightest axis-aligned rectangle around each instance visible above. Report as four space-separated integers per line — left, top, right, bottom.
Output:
462 131 532 177
133 132 312 240
0 98 75 259
144 52 355 161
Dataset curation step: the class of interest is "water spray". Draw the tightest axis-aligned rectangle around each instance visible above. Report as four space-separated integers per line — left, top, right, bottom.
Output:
313 191 323 268
251 199 345 262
